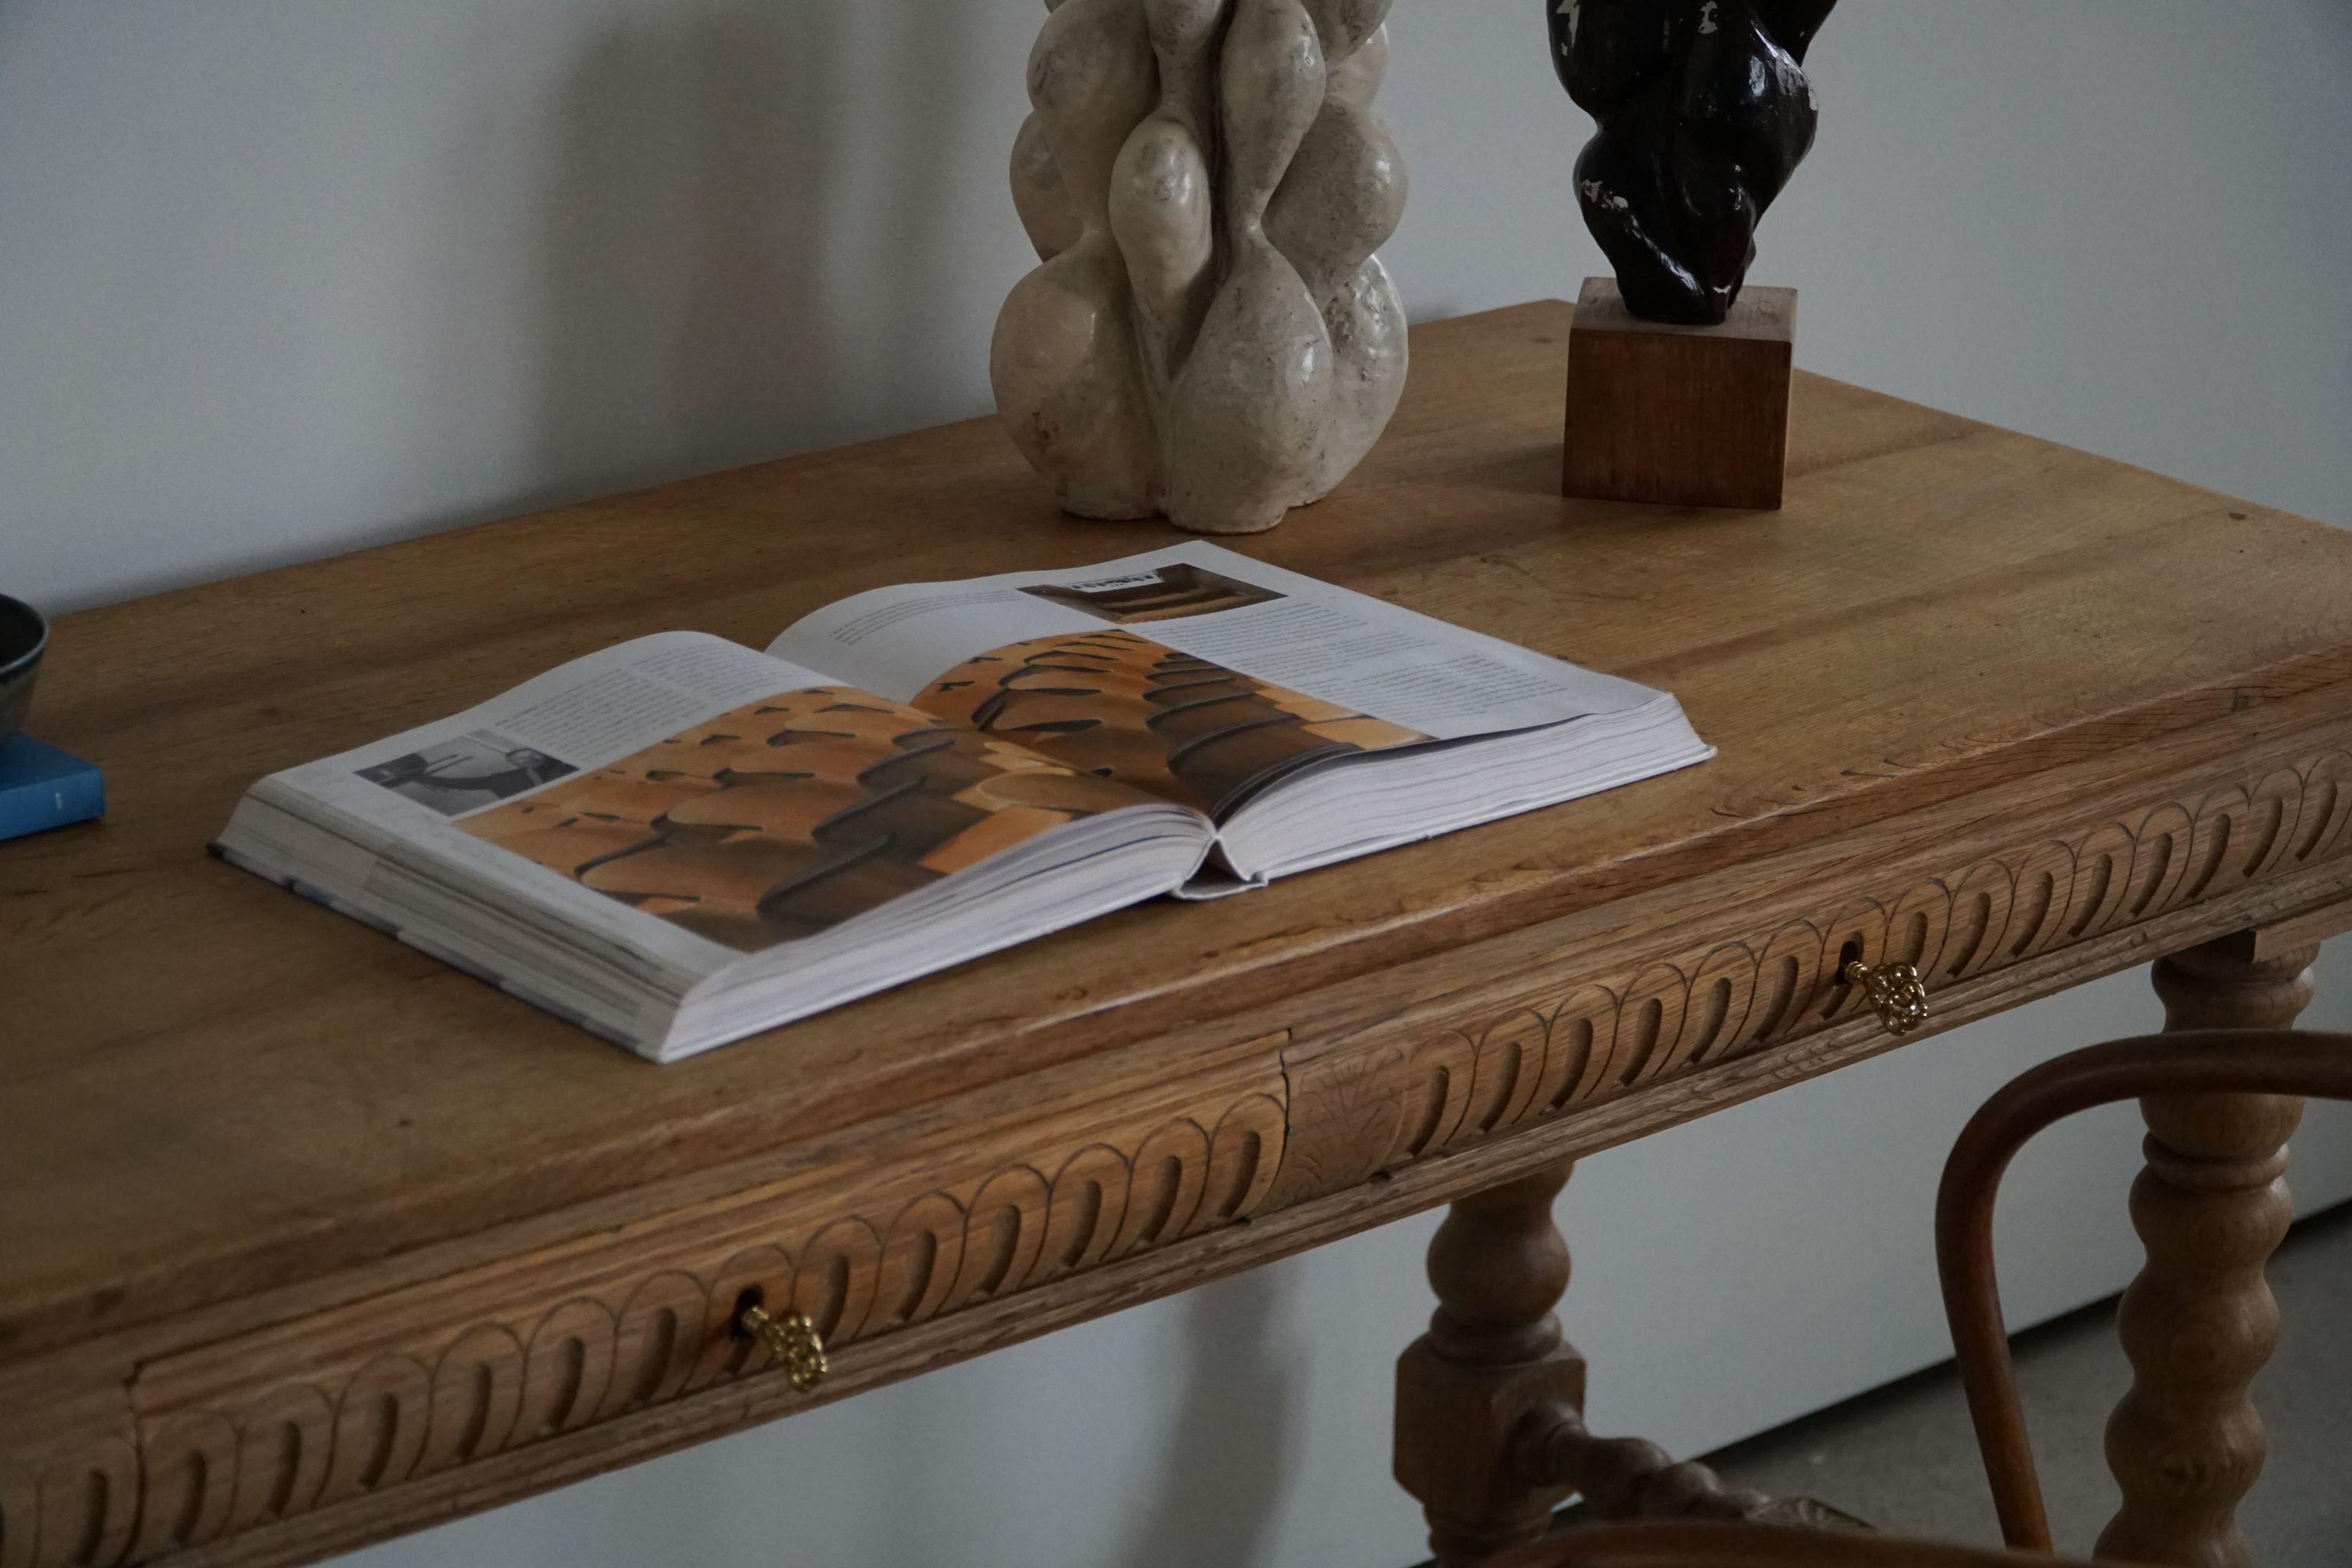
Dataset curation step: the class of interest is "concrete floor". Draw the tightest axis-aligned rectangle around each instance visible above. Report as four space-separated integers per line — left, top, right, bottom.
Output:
1704 1204 2352 1564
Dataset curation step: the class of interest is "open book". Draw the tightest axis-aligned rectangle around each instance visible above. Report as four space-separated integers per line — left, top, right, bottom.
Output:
216 545 1713 1061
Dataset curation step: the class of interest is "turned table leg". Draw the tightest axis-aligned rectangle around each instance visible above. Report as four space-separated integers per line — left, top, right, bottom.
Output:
2099 934 2318 1568
1396 1163 1585 1567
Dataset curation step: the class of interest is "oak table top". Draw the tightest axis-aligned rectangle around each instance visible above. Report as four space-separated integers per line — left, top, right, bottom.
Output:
7 301 2352 1568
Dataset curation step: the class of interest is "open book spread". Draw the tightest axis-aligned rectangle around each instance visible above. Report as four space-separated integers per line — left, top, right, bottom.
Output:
215 544 1713 1061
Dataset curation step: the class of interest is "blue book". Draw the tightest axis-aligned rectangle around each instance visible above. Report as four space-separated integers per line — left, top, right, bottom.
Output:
0 733 105 841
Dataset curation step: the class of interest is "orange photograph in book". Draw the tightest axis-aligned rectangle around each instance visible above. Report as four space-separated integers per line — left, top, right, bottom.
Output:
459 688 1142 952
915 630 1427 815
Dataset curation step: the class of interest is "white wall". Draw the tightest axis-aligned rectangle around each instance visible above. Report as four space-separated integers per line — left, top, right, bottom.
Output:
5 2 2350 1564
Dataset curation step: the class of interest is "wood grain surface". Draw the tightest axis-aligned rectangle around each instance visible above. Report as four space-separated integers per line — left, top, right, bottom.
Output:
6 301 2352 1567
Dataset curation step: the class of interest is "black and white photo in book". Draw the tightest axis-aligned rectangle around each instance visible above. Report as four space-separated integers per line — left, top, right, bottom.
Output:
354 729 577 818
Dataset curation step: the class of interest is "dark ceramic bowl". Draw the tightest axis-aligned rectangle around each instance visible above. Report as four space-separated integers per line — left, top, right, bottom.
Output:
0 594 48 741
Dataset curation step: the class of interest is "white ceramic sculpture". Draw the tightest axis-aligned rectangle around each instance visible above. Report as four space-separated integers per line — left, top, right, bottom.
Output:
992 0 1409 536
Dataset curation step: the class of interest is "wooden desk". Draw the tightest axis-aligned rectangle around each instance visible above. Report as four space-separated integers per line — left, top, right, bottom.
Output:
6 302 2351 1568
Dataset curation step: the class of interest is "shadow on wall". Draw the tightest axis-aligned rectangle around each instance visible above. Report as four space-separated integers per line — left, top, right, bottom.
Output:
524 1 988 509
1119 1267 1304 1568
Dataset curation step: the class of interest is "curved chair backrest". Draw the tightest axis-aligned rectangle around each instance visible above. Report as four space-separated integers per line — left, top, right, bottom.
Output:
1490 1520 2075 1567
1935 1029 2352 1552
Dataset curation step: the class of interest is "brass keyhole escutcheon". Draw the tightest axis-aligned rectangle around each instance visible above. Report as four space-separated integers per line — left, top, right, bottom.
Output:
1844 959 1931 1037
740 1302 828 1393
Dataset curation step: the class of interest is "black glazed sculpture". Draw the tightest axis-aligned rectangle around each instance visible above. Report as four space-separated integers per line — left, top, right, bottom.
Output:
1549 0 1837 325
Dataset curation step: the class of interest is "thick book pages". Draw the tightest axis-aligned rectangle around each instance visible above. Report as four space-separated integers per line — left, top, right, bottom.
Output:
217 545 1712 1060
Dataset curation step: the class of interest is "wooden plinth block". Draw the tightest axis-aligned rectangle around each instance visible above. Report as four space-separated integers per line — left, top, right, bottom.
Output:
1563 276 1796 511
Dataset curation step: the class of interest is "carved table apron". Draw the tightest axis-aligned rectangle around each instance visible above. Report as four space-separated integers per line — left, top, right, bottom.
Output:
5 302 2350 1568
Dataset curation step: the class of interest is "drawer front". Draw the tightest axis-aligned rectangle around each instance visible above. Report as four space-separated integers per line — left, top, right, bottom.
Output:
111 1047 1285 1566
1266 733 2352 1206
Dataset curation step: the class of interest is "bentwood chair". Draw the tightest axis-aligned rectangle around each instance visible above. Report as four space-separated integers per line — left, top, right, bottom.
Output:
1936 1028 2352 1563
1491 1028 2352 1568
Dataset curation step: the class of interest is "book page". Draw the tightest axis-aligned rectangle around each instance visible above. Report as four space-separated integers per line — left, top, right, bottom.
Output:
253 632 1165 962
766 544 1668 816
